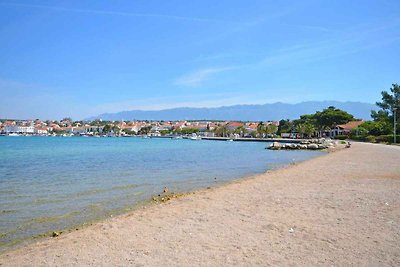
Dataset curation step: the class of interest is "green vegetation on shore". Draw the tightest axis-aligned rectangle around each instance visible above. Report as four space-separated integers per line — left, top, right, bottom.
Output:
277 83 399 144
350 84 399 143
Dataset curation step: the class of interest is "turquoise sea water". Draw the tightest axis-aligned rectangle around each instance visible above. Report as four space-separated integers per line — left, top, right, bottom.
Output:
0 136 323 250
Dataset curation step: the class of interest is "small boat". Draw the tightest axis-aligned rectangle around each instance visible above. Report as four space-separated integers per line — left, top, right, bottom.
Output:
227 139 234 142
190 134 201 140
8 133 20 136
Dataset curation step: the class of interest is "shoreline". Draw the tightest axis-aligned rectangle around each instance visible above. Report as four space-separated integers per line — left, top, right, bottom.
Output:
0 147 330 254
0 146 342 255
1 143 399 266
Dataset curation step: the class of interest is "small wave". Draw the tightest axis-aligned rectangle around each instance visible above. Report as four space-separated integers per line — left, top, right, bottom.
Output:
111 184 139 190
24 210 81 225
0 210 18 215
32 198 64 205
73 183 139 198
0 190 17 194
6 197 65 207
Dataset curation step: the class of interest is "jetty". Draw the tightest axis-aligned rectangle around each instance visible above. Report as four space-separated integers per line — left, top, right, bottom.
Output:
153 135 304 143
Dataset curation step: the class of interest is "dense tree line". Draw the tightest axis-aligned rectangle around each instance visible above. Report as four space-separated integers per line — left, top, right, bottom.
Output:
278 106 355 138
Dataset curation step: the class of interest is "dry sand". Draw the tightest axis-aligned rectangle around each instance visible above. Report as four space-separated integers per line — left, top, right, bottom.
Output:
1 142 399 266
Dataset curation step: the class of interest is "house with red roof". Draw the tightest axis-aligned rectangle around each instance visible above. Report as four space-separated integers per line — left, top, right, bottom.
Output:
330 120 364 137
226 121 244 131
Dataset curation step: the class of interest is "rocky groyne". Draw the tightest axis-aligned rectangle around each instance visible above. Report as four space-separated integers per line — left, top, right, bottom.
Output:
267 139 338 150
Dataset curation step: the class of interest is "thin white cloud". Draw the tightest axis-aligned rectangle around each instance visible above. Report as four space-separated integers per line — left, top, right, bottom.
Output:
0 2 227 23
174 66 237 87
186 18 400 73
256 17 400 69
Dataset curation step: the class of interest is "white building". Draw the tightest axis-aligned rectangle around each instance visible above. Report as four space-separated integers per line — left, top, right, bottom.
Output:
34 128 49 135
4 125 35 134
65 126 104 135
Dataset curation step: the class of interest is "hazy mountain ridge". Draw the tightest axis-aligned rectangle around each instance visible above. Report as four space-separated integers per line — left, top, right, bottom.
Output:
89 101 376 121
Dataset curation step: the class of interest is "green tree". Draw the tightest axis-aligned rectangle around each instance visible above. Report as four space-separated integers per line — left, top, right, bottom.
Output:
376 83 400 113
304 123 315 138
375 83 400 134
371 110 390 122
112 126 120 134
159 130 171 136
138 126 152 135
234 126 247 137
62 117 72 122
350 126 369 140
103 124 112 133
256 122 265 137
265 124 277 137
122 129 137 135
214 125 229 137
296 114 316 125
296 124 306 138
313 106 354 131
177 128 199 135
277 119 293 135
359 121 391 136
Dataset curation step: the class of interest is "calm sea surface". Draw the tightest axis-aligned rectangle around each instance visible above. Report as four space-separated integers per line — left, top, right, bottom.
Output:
0 136 323 250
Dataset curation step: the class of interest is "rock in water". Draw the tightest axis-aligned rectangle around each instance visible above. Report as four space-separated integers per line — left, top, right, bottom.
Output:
307 144 319 150
52 231 61 237
268 142 282 150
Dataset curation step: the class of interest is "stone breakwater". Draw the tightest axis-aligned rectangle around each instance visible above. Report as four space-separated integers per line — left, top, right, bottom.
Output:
267 139 340 150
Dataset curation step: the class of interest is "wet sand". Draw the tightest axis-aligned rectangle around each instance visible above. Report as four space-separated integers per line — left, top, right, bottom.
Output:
1 142 399 266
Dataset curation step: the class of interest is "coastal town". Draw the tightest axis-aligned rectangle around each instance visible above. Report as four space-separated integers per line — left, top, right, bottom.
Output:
0 118 277 137
3 97 398 147
0 117 363 139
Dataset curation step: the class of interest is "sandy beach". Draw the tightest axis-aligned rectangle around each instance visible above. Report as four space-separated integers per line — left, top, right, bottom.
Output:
1 142 399 266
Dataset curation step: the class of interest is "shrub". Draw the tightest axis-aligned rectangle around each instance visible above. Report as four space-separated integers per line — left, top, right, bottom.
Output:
350 127 368 140
365 135 376 143
333 135 347 140
350 135 365 141
375 135 400 143
360 121 391 136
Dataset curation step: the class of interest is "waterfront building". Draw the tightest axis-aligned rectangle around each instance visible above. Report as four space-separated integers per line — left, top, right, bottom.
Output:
5 125 35 134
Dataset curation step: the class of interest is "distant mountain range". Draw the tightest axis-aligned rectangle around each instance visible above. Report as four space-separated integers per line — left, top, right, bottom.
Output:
89 101 376 121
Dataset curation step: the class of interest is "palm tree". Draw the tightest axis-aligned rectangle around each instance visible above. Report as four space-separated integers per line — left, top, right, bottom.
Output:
214 125 230 137
265 124 278 138
304 123 315 138
296 124 306 139
256 122 265 138
234 126 247 137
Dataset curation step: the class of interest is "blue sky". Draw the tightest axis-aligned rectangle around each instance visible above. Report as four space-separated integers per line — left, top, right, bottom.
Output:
0 0 399 119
